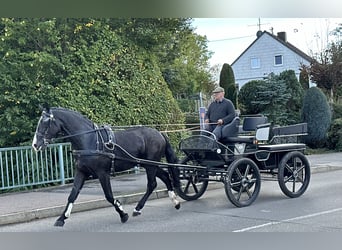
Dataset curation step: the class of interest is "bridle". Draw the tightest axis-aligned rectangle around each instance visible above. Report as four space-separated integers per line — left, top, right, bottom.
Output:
35 110 56 146
35 110 111 148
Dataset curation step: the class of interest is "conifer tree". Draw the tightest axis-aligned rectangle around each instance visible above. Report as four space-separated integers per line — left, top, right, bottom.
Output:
301 87 332 148
219 63 237 108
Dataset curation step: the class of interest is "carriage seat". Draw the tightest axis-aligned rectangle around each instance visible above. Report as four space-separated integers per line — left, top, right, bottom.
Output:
220 116 240 141
220 116 268 144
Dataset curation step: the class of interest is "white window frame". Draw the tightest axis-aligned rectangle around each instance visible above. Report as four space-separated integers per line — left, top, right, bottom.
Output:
250 57 261 69
274 55 283 66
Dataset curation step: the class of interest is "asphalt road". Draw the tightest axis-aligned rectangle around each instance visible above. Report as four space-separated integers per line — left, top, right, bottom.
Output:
1 169 342 232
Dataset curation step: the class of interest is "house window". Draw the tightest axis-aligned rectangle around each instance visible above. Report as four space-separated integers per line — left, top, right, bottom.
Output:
274 55 283 66
250 57 260 69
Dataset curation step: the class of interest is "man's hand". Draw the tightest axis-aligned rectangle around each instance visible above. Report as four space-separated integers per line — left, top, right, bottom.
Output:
217 119 223 125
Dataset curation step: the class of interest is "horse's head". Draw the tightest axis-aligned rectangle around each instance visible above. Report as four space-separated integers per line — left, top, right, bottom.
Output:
32 107 61 151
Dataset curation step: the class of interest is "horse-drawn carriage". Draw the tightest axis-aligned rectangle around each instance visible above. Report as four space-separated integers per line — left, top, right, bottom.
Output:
32 107 310 226
175 115 310 207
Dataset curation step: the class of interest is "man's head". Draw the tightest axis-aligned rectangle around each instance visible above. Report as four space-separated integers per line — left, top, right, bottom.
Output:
212 86 225 101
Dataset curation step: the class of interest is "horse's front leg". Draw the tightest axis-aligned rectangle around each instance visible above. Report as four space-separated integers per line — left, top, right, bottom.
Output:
98 172 129 223
54 170 86 227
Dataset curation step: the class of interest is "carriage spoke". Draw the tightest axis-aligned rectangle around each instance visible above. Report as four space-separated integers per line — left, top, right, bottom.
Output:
232 164 255 200
176 160 209 201
192 180 199 193
281 155 308 193
235 168 243 179
225 158 261 207
245 187 252 198
277 151 311 199
296 176 304 184
243 164 251 178
297 164 305 173
245 177 256 198
230 181 242 188
292 178 298 192
236 188 243 201
285 163 294 174
284 175 294 183
249 178 257 184
183 180 191 194
183 176 200 194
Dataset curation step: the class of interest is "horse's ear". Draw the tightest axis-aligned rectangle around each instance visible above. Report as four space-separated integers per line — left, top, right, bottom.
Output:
40 103 50 113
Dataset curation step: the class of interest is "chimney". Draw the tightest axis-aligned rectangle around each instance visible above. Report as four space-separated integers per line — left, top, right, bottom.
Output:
277 32 287 42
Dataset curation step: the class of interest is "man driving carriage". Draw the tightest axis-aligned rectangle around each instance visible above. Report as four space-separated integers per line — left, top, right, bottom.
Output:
204 86 236 140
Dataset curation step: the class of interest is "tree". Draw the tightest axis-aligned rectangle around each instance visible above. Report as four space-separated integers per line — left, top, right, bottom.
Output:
309 37 342 103
238 72 302 126
254 73 291 125
112 18 213 97
301 87 332 148
278 70 304 124
219 63 237 108
0 18 193 147
0 18 63 146
299 64 310 90
238 80 266 115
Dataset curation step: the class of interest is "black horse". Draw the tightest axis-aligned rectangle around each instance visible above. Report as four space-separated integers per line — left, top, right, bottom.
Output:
32 107 181 227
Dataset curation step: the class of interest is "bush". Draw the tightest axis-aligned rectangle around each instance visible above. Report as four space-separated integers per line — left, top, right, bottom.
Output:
327 118 342 151
238 71 303 126
238 80 266 115
331 102 342 119
301 87 332 148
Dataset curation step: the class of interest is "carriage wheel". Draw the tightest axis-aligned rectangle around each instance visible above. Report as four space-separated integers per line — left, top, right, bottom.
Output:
224 158 261 207
174 156 209 201
278 151 311 198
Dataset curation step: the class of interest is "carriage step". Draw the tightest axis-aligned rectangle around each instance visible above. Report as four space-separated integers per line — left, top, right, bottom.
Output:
258 143 306 151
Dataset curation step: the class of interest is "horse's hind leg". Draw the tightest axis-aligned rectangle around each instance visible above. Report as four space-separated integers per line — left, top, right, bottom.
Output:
133 166 158 216
156 168 180 209
98 173 129 223
54 170 86 227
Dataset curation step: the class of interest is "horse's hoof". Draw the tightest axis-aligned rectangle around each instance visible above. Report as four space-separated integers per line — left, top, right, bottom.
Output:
175 203 181 210
132 209 141 217
54 220 65 227
121 213 129 223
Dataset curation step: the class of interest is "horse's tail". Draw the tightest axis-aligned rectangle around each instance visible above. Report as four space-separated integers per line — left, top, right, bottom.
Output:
161 133 181 188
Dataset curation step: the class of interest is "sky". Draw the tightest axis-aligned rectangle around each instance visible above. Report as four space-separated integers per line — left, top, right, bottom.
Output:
191 18 342 67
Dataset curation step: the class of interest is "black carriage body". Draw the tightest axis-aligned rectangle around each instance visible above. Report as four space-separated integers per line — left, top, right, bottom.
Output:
176 117 311 207
179 120 308 169
179 135 228 168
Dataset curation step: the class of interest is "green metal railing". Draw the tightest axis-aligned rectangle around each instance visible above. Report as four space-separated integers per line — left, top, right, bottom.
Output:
0 143 74 191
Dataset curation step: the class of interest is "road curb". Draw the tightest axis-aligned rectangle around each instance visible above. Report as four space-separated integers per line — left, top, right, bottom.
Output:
311 164 342 173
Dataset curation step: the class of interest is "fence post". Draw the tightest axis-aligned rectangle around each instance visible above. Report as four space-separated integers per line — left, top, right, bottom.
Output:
58 144 65 185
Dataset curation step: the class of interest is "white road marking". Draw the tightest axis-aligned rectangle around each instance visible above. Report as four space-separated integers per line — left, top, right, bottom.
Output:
233 207 342 232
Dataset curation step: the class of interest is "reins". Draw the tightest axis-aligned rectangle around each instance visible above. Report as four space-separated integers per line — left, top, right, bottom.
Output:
49 122 218 142
49 127 102 143
50 123 212 142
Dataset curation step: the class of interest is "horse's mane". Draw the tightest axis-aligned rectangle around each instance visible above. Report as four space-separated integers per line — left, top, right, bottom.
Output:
50 107 151 132
51 107 94 127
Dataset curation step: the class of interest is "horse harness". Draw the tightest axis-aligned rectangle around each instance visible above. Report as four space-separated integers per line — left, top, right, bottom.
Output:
72 124 121 176
38 110 142 176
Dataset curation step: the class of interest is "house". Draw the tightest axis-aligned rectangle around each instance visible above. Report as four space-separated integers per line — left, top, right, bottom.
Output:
231 30 313 89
